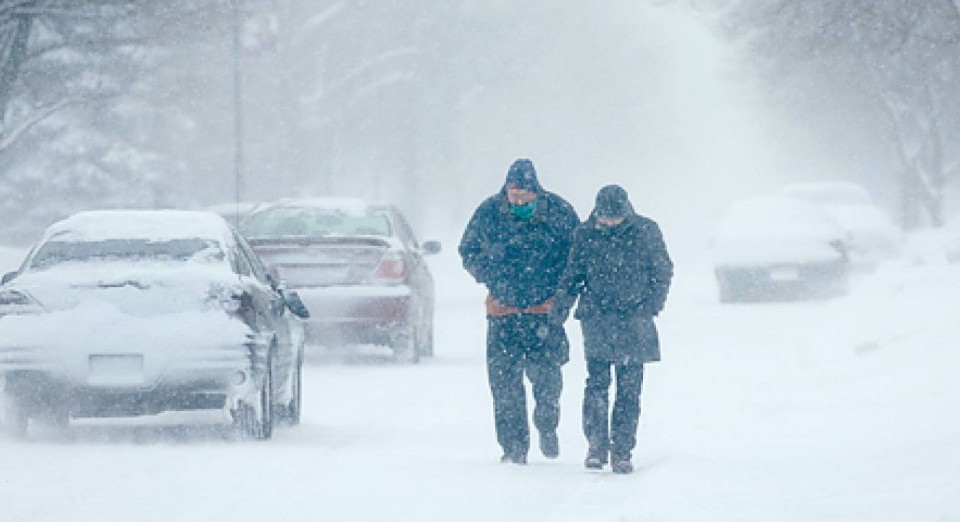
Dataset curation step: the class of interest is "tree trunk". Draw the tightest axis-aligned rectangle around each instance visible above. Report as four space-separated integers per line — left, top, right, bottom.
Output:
0 1 36 146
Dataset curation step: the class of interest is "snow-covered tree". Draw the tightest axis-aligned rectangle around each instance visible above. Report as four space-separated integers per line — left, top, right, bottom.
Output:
0 1 231 243
724 0 960 228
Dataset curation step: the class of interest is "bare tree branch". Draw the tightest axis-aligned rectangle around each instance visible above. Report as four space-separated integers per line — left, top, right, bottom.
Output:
0 96 79 152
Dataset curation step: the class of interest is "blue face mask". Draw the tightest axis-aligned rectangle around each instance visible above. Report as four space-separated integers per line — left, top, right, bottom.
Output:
511 199 538 220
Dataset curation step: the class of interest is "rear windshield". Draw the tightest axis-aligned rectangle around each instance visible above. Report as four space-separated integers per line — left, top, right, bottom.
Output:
29 239 224 270
241 208 392 238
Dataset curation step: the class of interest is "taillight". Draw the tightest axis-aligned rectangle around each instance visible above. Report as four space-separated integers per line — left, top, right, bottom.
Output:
209 286 256 326
374 254 408 282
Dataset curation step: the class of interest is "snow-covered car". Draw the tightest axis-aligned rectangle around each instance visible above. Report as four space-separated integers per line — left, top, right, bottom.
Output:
777 182 902 269
240 198 440 363
0 210 309 439
712 195 851 302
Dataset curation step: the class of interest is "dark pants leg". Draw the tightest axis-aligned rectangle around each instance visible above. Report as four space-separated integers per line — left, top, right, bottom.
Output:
526 348 563 435
487 315 562 457
582 359 612 452
583 359 644 458
611 361 644 460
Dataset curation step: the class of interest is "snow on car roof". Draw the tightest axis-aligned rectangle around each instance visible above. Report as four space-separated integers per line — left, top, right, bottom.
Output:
257 197 388 216
777 182 872 206
716 195 844 240
42 210 234 243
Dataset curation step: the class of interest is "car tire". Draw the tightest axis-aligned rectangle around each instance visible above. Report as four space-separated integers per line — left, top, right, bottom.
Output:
254 353 274 440
235 348 275 441
419 306 435 358
285 357 302 426
420 325 434 358
391 329 420 364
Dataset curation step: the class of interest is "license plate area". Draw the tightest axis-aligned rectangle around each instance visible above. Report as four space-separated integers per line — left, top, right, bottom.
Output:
88 354 144 386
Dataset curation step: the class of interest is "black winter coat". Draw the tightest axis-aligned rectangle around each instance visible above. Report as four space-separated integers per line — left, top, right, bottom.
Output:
553 213 673 363
459 191 579 309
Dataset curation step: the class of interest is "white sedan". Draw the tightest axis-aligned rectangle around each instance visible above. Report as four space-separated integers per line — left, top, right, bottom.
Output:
0 210 309 439
712 195 851 302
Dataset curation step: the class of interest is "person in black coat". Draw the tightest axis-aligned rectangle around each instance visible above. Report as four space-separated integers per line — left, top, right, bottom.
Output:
459 158 579 464
551 184 673 474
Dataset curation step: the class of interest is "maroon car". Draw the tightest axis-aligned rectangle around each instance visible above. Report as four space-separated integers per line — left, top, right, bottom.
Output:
240 198 440 363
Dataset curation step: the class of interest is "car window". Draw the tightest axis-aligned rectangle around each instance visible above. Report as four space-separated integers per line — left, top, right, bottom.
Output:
392 210 419 250
28 238 224 270
229 246 253 277
241 208 392 238
235 234 272 286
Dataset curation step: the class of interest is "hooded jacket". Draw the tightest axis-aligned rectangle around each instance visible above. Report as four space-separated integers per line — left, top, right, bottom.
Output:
552 189 673 362
458 167 579 310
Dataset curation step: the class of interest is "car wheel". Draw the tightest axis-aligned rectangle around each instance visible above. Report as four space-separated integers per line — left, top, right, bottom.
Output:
419 306 435 358
254 353 274 440
420 324 434 358
285 357 302 426
391 328 420 364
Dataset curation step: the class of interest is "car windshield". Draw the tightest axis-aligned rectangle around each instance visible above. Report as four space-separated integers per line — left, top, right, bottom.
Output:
241 208 392 238
28 238 224 270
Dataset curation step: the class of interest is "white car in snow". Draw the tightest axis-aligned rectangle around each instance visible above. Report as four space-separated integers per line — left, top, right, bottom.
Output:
712 195 851 302
777 182 902 269
0 210 309 439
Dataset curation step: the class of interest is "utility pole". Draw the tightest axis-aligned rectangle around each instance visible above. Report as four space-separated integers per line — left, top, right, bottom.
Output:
232 0 244 228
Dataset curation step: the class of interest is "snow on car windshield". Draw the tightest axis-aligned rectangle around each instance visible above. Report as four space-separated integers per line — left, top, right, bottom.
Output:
28 238 224 270
778 183 872 206
241 207 392 238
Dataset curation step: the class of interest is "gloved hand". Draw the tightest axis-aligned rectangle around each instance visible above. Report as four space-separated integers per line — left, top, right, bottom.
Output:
535 315 564 340
535 324 551 340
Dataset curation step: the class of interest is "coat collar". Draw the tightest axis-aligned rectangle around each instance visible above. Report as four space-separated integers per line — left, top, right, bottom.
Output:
498 192 551 224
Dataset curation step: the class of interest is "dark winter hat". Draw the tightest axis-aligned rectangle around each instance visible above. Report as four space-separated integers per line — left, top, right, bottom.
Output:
504 159 542 193
594 184 633 219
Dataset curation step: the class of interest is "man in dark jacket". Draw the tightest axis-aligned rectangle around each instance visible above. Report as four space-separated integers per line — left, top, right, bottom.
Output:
459 158 579 464
551 184 673 474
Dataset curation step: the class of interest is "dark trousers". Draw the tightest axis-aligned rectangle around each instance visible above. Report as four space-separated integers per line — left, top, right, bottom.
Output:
583 358 644 460
487 314 563 457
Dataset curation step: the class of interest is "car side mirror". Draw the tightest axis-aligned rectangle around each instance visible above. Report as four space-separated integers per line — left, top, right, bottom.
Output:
284 291 310 319
1 272 15 285
422 240 442 255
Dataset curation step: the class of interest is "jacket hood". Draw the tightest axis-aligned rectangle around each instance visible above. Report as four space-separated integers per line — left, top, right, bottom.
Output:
501 159 543 194
590 184 635 220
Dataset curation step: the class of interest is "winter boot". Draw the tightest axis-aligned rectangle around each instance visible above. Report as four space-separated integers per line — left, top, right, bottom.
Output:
611 452 633 474
584 446 608 470
539 431 559 459
500 449 528 465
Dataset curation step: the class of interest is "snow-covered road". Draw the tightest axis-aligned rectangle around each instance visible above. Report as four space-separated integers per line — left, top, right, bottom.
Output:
1 248 959 521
